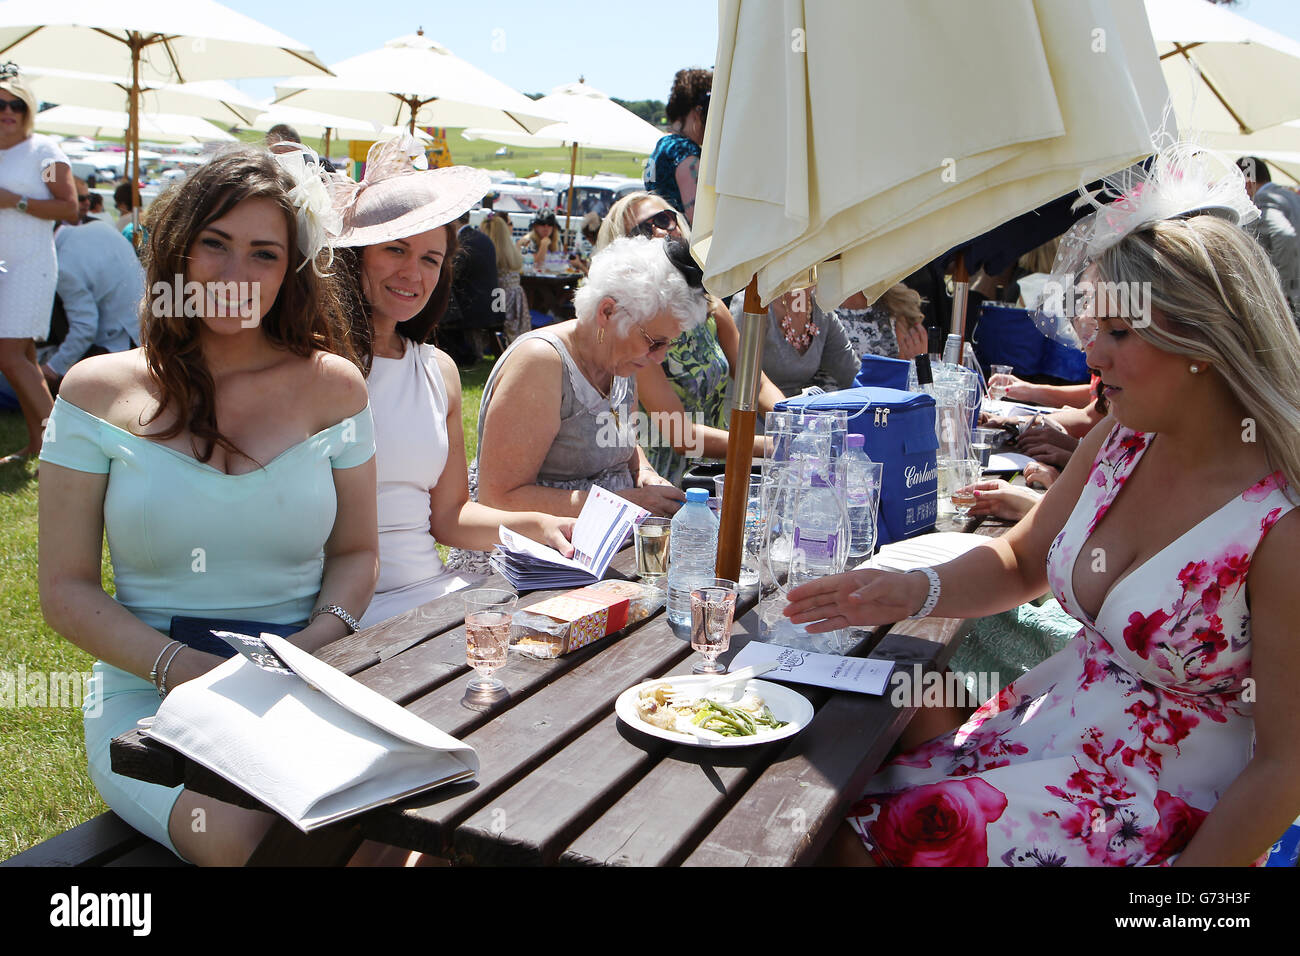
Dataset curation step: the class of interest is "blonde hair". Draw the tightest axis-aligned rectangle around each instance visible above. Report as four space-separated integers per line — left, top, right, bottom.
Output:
1096 215 1300 500
0 74 38 138
482 214 522 272
596 191 690 251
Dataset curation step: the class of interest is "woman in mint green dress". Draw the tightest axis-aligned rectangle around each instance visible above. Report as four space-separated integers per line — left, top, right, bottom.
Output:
38 148 379 865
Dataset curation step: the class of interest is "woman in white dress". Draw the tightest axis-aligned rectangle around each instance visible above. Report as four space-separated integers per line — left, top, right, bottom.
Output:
330 139 574 628
0 64 78 462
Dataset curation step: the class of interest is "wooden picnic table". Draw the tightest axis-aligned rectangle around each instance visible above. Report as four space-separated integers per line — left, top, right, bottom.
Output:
111 514 1011 866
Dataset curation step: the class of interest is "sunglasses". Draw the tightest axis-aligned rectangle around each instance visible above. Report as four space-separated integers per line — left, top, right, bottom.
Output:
0 97 28 114
633 209 678 238
635 321 673 353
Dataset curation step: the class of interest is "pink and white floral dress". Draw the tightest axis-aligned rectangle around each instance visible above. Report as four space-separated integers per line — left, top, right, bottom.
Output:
848 424 1294 866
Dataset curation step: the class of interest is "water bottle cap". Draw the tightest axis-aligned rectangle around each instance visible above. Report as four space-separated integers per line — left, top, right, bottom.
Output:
685 488 709 503
846 433 864 449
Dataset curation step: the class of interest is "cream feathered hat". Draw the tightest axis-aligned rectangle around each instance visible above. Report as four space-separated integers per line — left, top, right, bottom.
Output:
329 135 490 248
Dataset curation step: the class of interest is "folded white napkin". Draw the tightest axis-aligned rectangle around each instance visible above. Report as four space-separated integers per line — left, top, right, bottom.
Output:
148 635 477 831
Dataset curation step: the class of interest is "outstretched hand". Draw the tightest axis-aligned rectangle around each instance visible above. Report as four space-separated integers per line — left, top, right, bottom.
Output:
782 568 927 633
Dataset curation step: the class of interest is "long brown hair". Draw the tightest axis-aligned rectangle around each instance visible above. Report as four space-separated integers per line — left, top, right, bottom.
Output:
336 222 460 375
139 147 356 462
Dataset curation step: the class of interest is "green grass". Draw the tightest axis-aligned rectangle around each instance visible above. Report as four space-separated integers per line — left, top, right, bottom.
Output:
0 355 493 860
232 127 649 180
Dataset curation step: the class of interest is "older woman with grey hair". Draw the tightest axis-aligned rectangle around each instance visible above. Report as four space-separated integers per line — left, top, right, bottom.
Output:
474 236 706 518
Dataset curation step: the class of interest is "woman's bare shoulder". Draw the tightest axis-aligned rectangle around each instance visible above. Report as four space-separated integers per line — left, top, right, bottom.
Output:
302 351 368 426
56 349 150 425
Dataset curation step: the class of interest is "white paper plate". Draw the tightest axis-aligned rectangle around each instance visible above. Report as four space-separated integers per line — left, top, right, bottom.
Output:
616 676 813 749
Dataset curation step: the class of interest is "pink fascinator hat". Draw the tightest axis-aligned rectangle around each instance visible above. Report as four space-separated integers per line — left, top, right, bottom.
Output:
331 135 490 248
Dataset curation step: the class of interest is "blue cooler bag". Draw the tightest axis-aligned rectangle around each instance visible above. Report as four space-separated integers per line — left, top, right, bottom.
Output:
853 353 912 390
777 387 938 547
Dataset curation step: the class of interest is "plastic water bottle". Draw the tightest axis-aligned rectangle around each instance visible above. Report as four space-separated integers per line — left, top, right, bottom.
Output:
842 434 879 559
666 488 719 627
789 475 846 588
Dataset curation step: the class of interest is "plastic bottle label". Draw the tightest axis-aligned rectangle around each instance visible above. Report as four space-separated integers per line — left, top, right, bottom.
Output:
793 527 837 560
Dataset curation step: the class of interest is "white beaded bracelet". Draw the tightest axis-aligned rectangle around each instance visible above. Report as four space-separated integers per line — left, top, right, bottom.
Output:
905 567 942 620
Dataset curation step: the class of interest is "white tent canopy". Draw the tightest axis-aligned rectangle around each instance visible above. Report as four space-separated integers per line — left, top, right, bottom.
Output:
274 30 560 134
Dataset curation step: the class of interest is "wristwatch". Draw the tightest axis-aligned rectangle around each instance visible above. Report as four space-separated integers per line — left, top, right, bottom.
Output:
15 196 28 213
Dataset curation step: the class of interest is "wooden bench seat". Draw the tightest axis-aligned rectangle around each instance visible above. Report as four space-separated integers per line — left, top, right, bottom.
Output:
1 812 188 867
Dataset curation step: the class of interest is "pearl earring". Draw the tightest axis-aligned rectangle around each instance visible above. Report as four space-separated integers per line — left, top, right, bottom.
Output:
1189 364 1201 374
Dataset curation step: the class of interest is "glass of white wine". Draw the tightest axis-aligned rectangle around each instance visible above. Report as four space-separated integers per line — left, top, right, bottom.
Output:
463 588 517 695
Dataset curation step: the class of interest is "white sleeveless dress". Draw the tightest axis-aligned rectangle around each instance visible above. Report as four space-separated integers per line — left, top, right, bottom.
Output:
361 343 481 629
0 134 68 338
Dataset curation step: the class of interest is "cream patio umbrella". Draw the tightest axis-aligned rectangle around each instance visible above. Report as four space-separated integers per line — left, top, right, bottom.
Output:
21 68 267 126
0 0 331 238
35 104 236 143
463 79 663 245
694 0 1169 580
274 29 560 137
1145 0 1300 136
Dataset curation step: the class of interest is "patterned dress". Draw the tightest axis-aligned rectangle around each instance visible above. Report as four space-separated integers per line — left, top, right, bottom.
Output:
850 424 1294 866
644 319 729 486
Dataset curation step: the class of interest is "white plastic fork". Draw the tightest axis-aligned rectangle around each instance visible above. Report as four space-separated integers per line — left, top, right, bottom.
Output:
665 660 782 705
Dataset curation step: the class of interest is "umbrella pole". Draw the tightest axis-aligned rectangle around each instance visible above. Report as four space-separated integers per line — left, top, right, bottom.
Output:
323 127 331 161
951 253 969 365
565 142 578 251
716 275 765 581
128 34 142 250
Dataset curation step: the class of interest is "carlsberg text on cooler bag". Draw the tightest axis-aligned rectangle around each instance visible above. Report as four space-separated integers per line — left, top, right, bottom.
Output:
777 387 938 547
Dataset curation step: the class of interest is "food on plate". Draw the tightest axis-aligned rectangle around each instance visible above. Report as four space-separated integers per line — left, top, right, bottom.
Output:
635 683 789 738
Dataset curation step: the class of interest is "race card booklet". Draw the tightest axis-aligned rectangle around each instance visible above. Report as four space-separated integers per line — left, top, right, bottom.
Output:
490 485 648 590
729 641 896 695
147 634 478 831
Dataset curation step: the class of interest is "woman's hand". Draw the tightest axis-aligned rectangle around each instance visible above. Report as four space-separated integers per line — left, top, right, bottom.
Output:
783 569 928 632
965 479 1041 521
1023 460 1060 490
895 320 928 361
165 647 231 689
988 373 1044 404
540 514 576 558
623 482 685 516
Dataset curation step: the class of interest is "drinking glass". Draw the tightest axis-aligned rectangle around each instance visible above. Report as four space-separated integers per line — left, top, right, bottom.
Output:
988 364 1014 400
463 588 517 694
634 517 672 584
690 578 738 674
946 458 983 518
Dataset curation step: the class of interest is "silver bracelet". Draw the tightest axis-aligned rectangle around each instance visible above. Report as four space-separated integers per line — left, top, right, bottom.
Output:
905 567 942 620
150 640 182 695
157 642 186 700
311 604 360 634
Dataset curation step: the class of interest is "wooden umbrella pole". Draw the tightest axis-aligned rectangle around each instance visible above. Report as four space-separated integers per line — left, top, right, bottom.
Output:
128 34 142 250
951 253 969 365
323 127 331 161
564 142 577 251
716 275 765 581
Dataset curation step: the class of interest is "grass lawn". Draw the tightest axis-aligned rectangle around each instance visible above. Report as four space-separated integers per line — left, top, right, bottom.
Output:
0 354 494 860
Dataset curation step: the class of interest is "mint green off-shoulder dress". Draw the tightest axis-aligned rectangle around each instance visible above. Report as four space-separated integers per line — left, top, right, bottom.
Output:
38 396 375 858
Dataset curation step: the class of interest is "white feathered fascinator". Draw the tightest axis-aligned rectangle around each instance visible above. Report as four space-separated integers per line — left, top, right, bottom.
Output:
270 144 342 276
1034 141 1260 349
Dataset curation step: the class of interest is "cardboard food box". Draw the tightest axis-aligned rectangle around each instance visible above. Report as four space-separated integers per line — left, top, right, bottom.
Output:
512 580 661 658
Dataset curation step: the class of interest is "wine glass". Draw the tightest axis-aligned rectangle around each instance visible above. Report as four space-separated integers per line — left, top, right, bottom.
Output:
463 588 517 696
947 458 983 518
690 578 738 674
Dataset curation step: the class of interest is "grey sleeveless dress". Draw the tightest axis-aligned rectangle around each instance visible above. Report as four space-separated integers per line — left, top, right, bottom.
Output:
445 328 639 573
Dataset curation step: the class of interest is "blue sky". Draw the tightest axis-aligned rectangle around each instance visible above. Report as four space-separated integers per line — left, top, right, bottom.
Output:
220 0 1300 105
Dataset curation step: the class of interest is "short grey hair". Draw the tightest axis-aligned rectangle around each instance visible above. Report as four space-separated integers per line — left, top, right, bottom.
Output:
573 235 707 335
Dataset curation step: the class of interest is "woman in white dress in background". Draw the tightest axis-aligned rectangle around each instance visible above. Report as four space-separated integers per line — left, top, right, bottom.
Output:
0 64 78 463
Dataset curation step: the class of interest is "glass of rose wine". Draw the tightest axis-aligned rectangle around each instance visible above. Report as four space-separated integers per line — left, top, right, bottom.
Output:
947 458 983 518
690 578 739 674
463 588 517 695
